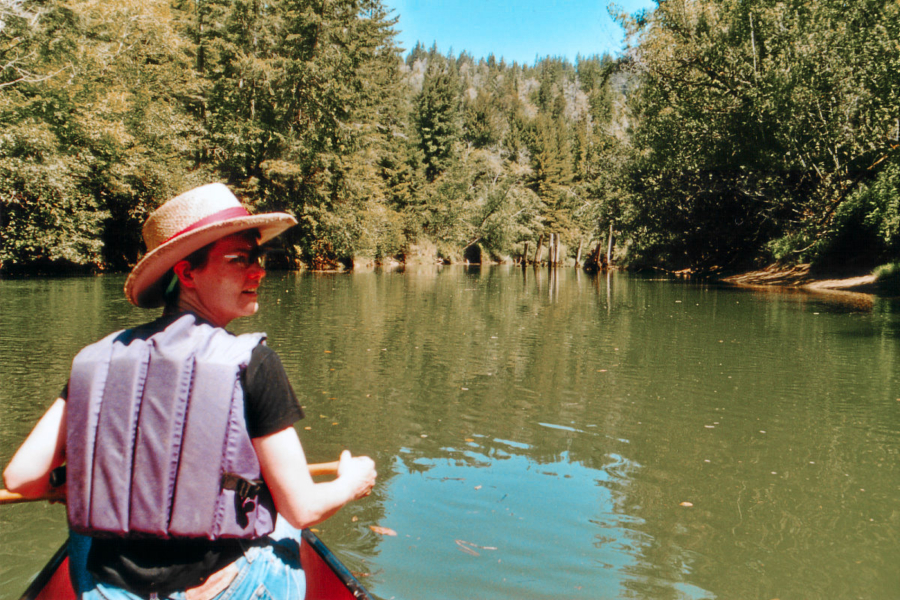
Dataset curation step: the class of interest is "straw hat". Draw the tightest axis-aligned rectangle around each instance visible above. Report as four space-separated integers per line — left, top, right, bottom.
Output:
124 183 297 308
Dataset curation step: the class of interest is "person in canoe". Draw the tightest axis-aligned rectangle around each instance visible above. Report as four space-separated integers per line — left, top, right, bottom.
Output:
3 183 377 600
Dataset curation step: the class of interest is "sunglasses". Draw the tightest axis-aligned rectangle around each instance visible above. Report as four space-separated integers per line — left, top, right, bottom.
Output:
222 247 268 269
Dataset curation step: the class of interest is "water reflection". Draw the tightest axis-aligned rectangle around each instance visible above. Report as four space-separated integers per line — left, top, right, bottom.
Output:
2 269 899 600
373 449 676 600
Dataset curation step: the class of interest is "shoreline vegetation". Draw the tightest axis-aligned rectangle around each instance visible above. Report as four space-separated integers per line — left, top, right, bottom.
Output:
1 0 898 283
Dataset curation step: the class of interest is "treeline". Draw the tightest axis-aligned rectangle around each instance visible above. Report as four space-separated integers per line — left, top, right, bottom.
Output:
1 0 898 275
620 0 900 273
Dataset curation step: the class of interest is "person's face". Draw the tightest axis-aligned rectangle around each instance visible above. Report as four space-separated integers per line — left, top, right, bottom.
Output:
178 233 266 327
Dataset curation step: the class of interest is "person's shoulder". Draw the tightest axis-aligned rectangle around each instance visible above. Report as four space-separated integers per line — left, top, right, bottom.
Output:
112 315 177 344
76 315 180 356
246 343 293 391
74 326 133 356
249 343 280 367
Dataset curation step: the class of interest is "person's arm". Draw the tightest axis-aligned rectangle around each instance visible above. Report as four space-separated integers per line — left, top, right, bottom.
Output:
252 426 376 529
3 398 67 498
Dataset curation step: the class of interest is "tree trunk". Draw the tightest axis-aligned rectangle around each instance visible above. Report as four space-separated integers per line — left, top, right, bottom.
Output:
606 222 614 266
575 239 583 268
582 238 605 272
534 234 544 265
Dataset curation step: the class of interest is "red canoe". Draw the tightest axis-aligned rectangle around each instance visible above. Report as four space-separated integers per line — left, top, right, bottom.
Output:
19 529 373 600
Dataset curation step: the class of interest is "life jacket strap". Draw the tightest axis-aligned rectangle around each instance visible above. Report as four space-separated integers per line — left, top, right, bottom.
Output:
220 473 264 501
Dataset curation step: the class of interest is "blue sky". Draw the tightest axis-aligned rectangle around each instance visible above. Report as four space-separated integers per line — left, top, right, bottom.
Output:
381 0 657 66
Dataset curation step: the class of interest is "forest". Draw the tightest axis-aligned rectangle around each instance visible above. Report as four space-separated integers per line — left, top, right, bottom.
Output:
1 0 898 276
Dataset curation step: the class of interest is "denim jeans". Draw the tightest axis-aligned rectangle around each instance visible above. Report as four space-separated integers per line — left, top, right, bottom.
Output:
71 518 306 600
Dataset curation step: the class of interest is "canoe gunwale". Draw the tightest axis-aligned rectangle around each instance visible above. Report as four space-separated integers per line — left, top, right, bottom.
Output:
302 529 375 600
18 542 69 600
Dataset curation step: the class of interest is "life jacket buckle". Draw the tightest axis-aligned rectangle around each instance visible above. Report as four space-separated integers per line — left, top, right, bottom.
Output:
221 472 262 501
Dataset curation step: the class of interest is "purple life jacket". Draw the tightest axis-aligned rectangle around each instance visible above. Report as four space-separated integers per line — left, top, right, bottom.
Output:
66 313 276 540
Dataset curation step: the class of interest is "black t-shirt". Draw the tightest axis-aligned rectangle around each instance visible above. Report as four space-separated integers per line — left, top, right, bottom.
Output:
64 341 304 595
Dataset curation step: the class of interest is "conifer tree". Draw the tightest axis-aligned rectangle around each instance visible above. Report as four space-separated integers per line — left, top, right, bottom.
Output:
415 55 460 182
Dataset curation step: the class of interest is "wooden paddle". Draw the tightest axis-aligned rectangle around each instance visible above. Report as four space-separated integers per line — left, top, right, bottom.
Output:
0 488 66 505
306 460 340 477
0 460 340 506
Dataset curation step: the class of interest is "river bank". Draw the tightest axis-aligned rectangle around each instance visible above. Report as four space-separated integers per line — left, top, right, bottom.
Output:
720 264 881 294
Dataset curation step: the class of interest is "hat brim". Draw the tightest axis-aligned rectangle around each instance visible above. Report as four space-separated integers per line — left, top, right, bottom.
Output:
124 213 297 308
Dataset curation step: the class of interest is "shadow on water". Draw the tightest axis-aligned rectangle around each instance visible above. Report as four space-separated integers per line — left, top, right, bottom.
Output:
715 279 900 337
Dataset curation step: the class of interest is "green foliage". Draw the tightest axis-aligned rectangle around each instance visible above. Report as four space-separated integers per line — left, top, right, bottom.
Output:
618 0 900 271
7 0 892 275
874 263 900 278
405 41 427 66
802 160 900 266
859 163 900 253
1 0 206 272
0 2 627 274
871 261 900 294
415 56 460 182
0 122 106 269
421 148 541 257
462 89 502 149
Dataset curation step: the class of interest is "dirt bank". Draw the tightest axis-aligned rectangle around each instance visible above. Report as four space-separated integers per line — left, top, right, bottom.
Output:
721 264 878 293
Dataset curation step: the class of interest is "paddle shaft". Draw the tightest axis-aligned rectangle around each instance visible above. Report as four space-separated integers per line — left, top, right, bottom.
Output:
0 460 340 506
0 488 65 505
307 460 340 477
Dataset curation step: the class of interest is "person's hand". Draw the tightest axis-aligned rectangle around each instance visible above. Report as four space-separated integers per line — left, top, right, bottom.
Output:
337 450 377 501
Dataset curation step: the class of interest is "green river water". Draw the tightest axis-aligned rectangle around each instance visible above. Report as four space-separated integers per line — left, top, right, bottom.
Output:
1 267 898 600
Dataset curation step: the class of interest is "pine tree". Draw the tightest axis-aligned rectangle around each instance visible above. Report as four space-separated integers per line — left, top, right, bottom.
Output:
415 56 460 182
